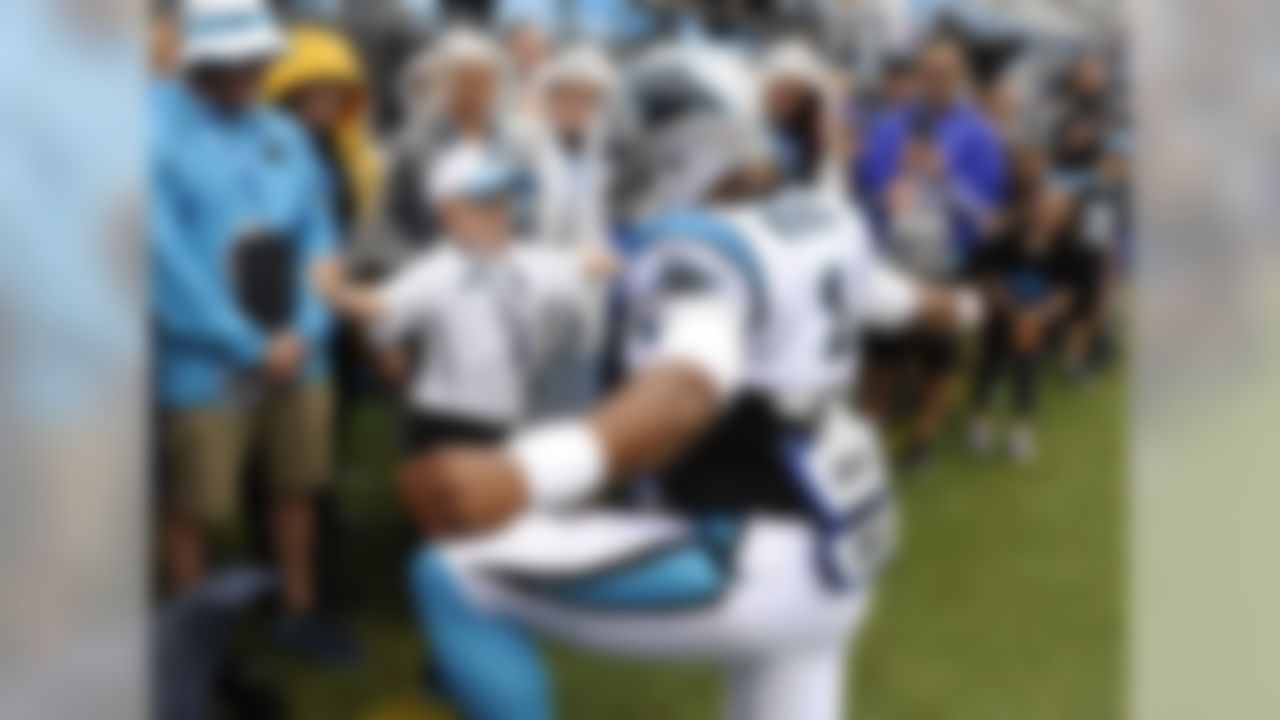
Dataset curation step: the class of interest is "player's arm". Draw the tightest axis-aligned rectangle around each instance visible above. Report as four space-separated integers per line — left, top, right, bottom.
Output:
399 251 748 539
860 257 983 333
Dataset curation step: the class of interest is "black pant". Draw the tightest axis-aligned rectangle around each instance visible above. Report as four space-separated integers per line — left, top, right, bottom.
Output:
402 411 509 457
971 315 1041 419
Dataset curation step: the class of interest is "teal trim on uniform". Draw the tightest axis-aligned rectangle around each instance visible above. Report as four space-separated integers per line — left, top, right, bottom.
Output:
693 514 745 566
635 210 767 323
408 547 554 720
521 541 727 612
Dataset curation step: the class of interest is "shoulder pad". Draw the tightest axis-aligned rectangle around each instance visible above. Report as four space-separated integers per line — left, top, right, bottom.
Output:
634 210 767 322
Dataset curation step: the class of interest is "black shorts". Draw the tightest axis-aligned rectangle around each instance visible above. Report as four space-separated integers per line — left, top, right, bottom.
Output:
403 411 509 456
1068 246 1107 320
864 329 961 375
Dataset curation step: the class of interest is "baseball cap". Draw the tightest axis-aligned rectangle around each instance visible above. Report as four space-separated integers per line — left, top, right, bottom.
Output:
429 143 522 206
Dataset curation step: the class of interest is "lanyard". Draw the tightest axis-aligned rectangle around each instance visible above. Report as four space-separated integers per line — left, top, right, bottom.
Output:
464 257 535 372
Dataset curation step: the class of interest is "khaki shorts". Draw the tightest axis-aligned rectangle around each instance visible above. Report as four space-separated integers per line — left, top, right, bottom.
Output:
163 382 333 525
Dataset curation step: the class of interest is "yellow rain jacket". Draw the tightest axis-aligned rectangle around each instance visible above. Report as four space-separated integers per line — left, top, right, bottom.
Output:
264 26 381 225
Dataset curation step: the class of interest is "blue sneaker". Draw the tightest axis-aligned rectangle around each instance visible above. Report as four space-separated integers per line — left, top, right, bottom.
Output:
273 614 363 668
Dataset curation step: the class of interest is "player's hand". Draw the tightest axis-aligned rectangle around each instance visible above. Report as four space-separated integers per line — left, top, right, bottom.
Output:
262 332 306 384
398 448 530 539
579 243 620 282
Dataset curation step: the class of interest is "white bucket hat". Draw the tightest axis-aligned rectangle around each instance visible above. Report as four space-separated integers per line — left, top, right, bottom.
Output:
180 0 285 67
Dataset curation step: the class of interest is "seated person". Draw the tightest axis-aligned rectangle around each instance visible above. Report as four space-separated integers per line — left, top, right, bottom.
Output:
968 187 1087 463
863 120 973 472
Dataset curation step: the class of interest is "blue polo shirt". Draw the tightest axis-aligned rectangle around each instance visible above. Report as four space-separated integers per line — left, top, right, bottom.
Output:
857 101 1006 256
151 82 337 409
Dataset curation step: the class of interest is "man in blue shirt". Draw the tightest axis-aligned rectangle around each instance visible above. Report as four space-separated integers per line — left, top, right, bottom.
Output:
857 34 1005 257
152 0 352 663
857 34 1005 471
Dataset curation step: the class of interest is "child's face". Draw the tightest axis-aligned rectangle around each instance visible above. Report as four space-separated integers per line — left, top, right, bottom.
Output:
440 198 512 252
547 81 604 141
446 62 499 126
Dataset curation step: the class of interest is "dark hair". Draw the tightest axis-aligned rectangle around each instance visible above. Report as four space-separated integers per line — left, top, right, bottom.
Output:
776 89 824 183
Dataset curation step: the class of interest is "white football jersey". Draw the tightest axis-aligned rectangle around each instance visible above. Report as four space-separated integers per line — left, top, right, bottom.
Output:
624 188 920 423
619 189 916 588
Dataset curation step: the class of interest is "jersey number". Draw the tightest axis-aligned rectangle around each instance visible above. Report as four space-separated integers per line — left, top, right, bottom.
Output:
820 266 856 360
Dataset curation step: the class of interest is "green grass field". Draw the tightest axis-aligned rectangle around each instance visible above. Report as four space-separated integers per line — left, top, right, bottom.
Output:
260 366 1123 720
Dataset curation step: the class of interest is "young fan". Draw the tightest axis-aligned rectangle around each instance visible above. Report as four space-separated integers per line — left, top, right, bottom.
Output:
314 142 615 453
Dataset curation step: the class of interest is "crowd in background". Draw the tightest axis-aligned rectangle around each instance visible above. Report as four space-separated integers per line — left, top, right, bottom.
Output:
149 0 1128 710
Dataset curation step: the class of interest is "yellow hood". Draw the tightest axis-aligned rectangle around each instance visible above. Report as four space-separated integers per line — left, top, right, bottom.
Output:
264 26 380 222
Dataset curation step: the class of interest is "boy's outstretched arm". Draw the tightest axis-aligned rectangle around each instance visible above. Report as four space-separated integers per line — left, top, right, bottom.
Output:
310 255 387 328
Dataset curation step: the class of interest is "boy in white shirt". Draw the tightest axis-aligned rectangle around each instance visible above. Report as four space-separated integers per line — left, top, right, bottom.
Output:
314 143 615 453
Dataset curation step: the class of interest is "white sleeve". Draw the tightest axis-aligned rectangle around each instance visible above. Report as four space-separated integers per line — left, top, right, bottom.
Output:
627 240 752 401
370 256 442 345
857 256 924 331
650 297 748 400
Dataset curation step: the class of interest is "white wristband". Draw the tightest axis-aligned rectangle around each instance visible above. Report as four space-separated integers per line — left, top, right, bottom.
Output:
954 288 984 331
508 421 608 510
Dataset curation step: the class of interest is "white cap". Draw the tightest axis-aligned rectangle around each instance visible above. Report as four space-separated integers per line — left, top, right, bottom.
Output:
762 40 832 93
538 45 616 94
430 26 504 75
429 143 521 206
180 0 284 67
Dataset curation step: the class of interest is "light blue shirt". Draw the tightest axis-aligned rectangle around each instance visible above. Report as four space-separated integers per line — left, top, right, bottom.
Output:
151 82 337 408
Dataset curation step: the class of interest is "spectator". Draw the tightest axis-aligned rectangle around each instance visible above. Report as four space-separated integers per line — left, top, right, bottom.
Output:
761 39 849 195
151 0 354 664
1047 51 1127 376
521 45 619 413
264 25 381 236
314 143 614 453
858 35 1004 470
497 2 554 86
499 13 555 123
968 187 1087 463
862 114 964 471
1048 52 1120 189
367 27 517 270
857 34 1005 255
523 45 616 253
263 24 385 461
